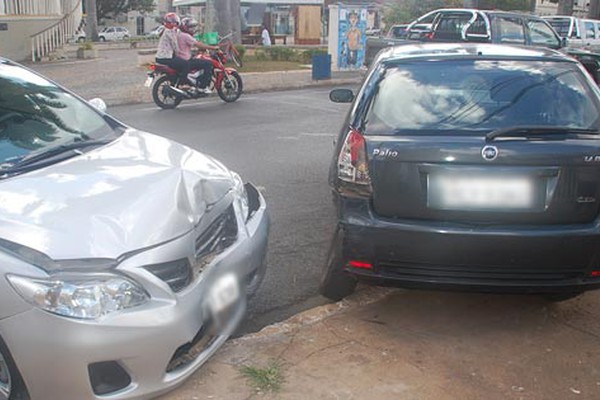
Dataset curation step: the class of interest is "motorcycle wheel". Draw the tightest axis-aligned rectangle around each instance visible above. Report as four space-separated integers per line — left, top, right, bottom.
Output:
217 71 243 103
152 75 183 109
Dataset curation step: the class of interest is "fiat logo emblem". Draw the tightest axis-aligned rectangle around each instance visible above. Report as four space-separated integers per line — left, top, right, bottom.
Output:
481 145 498 161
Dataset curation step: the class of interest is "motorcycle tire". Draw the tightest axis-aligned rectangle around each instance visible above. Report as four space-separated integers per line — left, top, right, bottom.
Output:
217 71 243 103
152 75 183 109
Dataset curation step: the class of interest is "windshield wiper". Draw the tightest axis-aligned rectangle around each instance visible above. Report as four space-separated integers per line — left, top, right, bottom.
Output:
486 126 599 141
1 138 114 174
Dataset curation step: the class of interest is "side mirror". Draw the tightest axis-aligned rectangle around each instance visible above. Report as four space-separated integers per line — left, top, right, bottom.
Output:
88 98 107 113
329 89 354 103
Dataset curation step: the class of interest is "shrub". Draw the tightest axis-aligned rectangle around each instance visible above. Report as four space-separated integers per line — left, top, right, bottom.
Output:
235 44 246 59
265 46 296 61
299 49 328 64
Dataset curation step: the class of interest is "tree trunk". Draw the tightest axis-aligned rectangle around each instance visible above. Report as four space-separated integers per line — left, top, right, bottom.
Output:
557 0 574 15
166 0 174 13
213 0 242 44
530 0 537 13
589 0 600 19
84 0 99 42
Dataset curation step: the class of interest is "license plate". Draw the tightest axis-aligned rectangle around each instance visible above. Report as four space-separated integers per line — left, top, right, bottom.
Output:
428 174 534 211
208 273 240 315
144 76 153 87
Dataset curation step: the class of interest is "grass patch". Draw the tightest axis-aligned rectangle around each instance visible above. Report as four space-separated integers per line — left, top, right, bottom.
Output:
240 362 284 393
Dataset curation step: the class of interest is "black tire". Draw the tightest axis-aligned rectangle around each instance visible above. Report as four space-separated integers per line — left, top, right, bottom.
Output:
319 229 357 301
77 37 85 43
99 36 106 42
217 71 243 103
152 75 183 109
0 336 29 400
543 292 583 302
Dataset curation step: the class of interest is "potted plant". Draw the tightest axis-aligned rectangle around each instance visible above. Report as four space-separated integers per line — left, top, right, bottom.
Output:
76 41 98 59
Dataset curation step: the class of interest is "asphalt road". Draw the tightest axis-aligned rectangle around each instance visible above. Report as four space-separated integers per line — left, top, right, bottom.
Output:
109 87 352 333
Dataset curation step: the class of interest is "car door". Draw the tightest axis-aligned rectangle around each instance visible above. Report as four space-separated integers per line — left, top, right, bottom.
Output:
491 14 526 46
526 18 561 49
583 20 597 47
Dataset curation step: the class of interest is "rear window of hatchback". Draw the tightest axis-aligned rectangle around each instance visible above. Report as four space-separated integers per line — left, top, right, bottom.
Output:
364 59 600 135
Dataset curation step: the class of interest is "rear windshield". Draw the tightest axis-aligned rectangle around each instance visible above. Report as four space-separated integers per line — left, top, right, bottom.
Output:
364 59 600 135
546 18 571 37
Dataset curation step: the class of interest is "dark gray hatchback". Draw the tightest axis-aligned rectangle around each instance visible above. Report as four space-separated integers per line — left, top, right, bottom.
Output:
321 43 600 302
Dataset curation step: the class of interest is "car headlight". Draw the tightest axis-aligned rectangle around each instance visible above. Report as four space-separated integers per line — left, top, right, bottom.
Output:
232 172 249 220
7 273 149 320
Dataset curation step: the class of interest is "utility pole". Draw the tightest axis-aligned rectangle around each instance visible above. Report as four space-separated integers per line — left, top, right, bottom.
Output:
84 0 99 41
557 0 574 15
205 0 216 32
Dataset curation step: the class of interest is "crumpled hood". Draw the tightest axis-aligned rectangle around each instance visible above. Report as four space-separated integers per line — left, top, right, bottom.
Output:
0 129 236 260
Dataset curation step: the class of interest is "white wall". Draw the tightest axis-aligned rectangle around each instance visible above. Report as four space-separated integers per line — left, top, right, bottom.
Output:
0 15 63 60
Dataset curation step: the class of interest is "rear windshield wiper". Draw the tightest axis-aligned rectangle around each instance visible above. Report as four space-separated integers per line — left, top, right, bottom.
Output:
1 138 114 174
486 126 600 141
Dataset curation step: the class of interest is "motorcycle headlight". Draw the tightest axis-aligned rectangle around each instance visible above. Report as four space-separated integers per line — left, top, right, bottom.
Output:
7 273 149 320
232 172 249 220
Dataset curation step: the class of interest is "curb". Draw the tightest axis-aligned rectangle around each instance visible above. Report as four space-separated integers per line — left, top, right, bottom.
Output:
234 286 399 343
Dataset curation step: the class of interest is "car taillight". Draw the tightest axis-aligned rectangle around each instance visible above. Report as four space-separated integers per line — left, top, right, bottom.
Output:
149 64 156 71
337 128 371 187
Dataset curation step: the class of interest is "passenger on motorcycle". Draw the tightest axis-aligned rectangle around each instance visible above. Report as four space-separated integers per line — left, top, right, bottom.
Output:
178 18 219 94
155 12 190 85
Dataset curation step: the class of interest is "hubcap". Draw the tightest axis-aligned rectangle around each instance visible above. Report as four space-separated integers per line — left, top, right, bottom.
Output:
0 352 11 400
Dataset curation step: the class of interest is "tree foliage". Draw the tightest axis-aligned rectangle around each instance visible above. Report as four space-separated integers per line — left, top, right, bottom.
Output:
96 0 155 20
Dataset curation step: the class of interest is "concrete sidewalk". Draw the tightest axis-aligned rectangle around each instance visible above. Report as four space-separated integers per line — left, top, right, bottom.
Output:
158 286 600 400
24 47 363 106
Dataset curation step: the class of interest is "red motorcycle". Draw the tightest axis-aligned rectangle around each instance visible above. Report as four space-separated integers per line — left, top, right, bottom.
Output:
145 50 243 109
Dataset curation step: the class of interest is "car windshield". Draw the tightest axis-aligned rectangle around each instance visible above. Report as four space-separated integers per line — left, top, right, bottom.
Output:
364 59 600 135
0 61 117 167
546 18 571 37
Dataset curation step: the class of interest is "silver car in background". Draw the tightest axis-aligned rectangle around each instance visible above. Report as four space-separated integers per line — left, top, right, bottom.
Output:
0 58 269 400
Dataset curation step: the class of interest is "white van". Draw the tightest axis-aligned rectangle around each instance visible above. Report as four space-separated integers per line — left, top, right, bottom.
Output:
543 16 600 49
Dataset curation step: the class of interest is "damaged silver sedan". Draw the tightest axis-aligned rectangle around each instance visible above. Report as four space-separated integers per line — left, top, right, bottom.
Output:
0 58 269 400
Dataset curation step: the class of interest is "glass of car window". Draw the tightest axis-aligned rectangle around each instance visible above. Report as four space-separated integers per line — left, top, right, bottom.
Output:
364 59 600 135
0 61 120 173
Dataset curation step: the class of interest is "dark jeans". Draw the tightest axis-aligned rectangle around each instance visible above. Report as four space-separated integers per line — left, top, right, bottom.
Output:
189 58 213 88
155 57 189 82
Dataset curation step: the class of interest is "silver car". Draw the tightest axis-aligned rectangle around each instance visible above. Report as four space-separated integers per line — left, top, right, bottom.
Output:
0 58 269 400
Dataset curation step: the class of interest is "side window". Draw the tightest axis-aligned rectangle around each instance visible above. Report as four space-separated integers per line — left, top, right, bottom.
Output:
528 20 560 48
585 21 595 39
496 16 526 44
434 13 473 40
107 28 115 33
466 14 488 36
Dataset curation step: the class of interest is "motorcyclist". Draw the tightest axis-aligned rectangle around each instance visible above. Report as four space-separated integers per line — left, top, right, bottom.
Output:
155 12 190 86
177 18 219 94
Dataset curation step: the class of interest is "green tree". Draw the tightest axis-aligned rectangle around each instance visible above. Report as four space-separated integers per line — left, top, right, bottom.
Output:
96 0 155 20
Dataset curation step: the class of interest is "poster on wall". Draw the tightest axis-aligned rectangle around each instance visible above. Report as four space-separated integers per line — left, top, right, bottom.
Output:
337 7 367 70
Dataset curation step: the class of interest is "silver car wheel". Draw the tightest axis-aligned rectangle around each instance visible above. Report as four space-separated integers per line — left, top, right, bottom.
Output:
0 352 11 400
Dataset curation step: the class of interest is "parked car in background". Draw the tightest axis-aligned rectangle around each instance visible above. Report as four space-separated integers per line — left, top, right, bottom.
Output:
98 26 130 41
365 9 563 66
0 57 269 400
386 24 409 39
147 25 165 38
322 43 600 303
543 15 600 49
74 29 86 42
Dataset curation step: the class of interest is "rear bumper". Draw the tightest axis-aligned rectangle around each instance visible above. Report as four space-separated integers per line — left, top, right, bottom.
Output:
336 197 600 294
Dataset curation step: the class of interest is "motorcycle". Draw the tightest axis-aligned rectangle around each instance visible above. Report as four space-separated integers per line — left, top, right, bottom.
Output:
145 50 243 109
